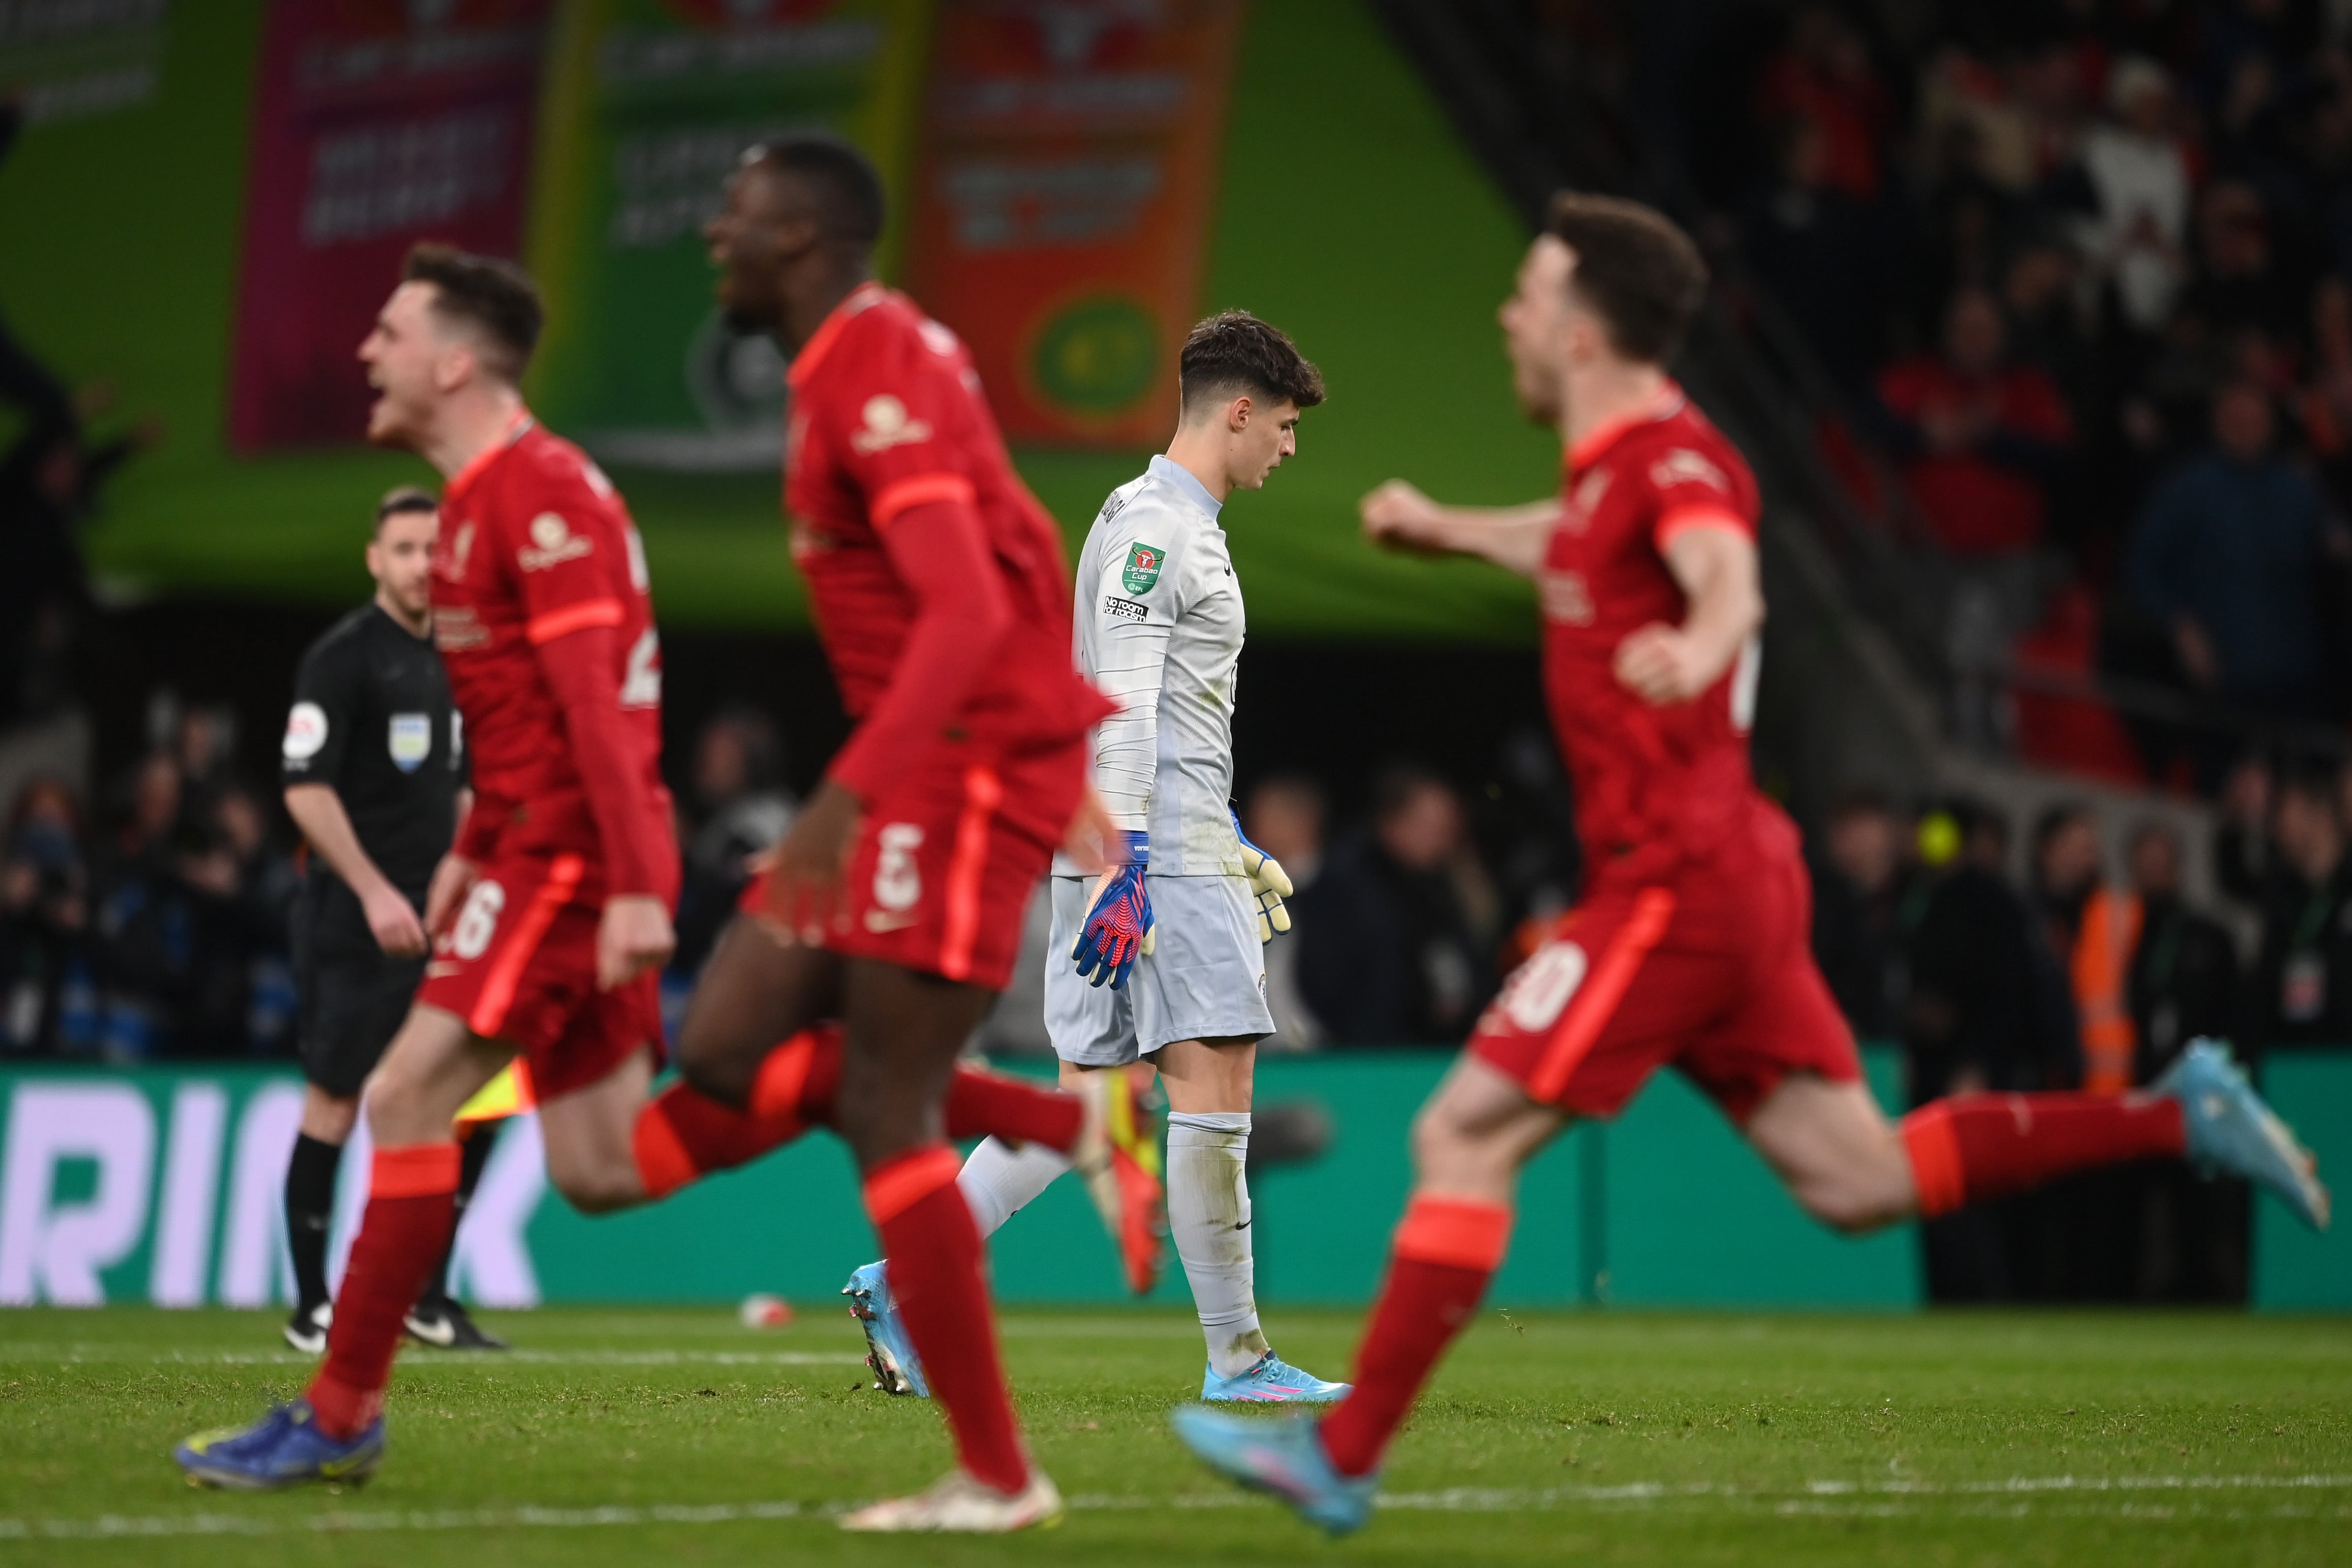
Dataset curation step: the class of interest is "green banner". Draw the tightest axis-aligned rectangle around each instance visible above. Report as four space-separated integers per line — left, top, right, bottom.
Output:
0 0 1553 640
0 1051 1940 1312
525 0 929 469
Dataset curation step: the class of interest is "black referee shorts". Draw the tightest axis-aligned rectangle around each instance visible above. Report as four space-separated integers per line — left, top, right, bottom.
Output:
297 946 426 1098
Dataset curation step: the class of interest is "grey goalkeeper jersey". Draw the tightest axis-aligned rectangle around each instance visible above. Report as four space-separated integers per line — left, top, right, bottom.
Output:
1050 454 1244 877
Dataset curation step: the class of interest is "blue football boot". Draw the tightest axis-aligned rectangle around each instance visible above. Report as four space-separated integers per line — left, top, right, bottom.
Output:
2157 1039 2330 1230
1169 1406 1377 1536
1202 1350 1351 1403
174 1400 383 1490
843 1260 929 1397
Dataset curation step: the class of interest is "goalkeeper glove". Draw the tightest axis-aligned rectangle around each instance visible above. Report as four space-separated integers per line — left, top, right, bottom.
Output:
1074 830 1155 990
1233 810 1294 942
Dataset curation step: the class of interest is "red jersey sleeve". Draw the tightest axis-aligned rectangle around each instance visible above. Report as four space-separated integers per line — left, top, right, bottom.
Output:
818 319 1014 796
1643 440 1756 547
493 454 666 898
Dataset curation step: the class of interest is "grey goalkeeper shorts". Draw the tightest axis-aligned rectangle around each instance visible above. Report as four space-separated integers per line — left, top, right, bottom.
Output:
1042 873 1274 1066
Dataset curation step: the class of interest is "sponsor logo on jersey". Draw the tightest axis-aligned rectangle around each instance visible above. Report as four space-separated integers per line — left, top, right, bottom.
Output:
1103 594 1148 622
1539 569 1594 626
388 713 431 772
432 606 489 651
519 512 594 571
850 394 933 454
282 702 328 763
1122 542 1166 595
436 521 477 581
1649 448 1728 495
1568 466 1612 528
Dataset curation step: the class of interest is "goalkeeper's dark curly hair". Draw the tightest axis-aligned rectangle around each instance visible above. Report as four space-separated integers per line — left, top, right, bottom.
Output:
1178 310 1325 418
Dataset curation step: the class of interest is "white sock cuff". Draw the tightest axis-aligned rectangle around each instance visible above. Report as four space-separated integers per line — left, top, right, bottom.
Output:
1166 1110 1251 1141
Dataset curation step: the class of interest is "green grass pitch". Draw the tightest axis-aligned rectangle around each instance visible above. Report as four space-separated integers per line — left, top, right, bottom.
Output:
1 1305 2345 1566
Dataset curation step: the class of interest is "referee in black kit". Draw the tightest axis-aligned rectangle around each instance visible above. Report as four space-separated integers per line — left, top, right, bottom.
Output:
277 487 505 1353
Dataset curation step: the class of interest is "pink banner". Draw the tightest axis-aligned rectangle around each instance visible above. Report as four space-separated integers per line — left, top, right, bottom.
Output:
227 0 550 451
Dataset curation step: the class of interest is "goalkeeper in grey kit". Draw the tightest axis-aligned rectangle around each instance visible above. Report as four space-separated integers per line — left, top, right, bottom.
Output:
846 312 1348 1401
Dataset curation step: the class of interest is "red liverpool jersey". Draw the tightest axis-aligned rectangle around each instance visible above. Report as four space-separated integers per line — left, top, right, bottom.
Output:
783 283 1110 782
432 418 675 899
1540 386 1766 887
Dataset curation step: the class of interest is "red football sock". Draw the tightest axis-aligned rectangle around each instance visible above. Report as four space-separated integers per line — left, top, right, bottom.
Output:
864 1146 1030 1496
1900 1092 2187 1218
944 1067 1085 1152
308 1142 459 1438
632 1029 835 1200
1320 1195 1513 1479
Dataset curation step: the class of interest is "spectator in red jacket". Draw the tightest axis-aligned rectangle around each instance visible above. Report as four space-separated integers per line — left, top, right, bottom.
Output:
1877 286 2076 556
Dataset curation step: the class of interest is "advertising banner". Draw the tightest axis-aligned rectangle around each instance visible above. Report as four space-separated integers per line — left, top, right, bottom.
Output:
0 1054 1955 1311
0 0 174 127
898 0 1244 447
523 0 930 472
228 0 554 451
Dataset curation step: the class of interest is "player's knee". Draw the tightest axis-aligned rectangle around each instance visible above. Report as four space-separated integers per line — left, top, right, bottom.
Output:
544 1150 641 1215
1409 1099 1490 1184
361 1069 433 1142
1794 1175 1904 1235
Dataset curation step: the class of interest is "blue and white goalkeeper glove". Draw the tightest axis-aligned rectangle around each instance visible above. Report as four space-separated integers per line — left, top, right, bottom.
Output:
1233 811 1294 943
1074 830 1155 989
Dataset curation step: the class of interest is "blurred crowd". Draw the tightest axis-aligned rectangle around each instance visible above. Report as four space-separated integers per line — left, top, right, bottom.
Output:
1808 753 2352 1301
1701 0 2352 782
0 700 805 1067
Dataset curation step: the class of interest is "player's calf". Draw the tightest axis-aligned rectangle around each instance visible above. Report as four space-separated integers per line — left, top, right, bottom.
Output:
1745 1076 1918 1234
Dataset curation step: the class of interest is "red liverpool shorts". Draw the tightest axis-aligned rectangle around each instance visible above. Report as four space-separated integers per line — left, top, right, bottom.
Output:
417 852 662 1102
740 736 1088 993
1470 810 1860 1125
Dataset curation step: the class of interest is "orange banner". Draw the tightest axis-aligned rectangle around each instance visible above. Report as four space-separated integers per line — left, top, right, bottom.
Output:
899 0 1245 446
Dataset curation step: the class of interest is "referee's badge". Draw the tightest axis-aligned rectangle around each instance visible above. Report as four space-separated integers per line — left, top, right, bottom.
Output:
388 713 431 772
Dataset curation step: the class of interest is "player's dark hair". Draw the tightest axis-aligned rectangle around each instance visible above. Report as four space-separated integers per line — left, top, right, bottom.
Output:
1178 310 1326 419
374 485 437 532
1543 192 1709 365
401 243 543 383
750 132 886 248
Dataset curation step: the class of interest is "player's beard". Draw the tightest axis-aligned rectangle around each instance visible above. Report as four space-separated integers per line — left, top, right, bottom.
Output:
364 390 408 450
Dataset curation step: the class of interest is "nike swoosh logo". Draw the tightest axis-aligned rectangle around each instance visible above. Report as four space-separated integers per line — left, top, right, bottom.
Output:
406 1315 456 1348
863 909 919 933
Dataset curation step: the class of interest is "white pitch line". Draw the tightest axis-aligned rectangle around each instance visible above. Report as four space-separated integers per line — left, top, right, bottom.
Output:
5 1475 2347 1540
0 1348 868 1368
